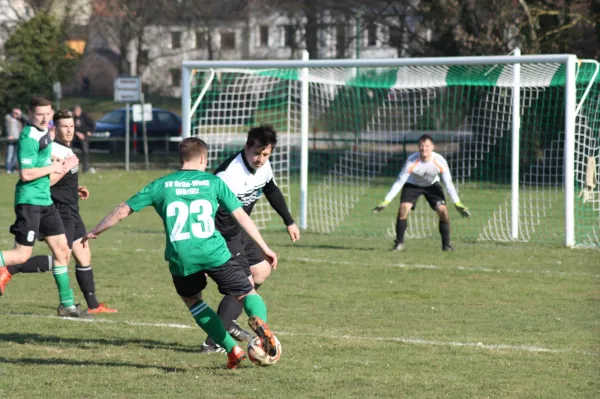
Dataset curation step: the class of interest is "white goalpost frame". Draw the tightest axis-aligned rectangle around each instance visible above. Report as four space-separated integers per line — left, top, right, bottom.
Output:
181 53 580 247
511 48 521 240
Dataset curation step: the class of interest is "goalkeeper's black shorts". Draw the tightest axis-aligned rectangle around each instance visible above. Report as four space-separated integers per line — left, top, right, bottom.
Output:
400 182 446 210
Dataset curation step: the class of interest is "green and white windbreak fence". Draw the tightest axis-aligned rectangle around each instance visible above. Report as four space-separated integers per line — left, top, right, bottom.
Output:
182 52 600 248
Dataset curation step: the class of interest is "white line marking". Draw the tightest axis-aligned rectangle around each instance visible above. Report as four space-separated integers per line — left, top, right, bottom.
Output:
290 257 600 278
4 313 598 357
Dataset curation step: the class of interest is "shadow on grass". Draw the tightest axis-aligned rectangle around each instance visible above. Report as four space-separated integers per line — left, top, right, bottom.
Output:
277 242 379 251
0 356 184 373
0 332 202 354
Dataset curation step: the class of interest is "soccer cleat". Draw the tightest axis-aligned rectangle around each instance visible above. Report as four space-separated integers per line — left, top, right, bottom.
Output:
0 267 13 296
57 304 90 318
228 321 252 342
226 345 246 370
248 316 278 357
392 241 404 251
87 303 118 314
442 245 455 251
200 342 226 354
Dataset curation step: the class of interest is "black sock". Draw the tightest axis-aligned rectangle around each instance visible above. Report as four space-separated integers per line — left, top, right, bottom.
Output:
396 219 407 243
439 220 450 248
205 295 245 346
7 255 52 275
76 265 99 309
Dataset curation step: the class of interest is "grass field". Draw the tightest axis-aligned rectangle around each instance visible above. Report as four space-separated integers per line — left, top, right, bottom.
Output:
0 171 599 398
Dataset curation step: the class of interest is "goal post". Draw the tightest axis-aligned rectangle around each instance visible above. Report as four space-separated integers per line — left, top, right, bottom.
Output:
182 54 600 248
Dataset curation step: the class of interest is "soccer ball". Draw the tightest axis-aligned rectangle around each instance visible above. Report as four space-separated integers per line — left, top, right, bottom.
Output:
247 335 282 366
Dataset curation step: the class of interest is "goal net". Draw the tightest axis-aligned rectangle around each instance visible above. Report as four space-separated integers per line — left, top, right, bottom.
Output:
184 56 600 247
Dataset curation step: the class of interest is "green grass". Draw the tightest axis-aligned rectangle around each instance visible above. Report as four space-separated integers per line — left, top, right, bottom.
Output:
0 171 598 398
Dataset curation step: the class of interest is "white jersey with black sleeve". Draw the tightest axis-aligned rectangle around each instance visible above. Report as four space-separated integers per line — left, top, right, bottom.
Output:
214 151 294 239
384 151 460 204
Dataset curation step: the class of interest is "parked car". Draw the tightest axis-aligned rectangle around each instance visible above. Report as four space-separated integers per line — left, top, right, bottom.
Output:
91 107 182 152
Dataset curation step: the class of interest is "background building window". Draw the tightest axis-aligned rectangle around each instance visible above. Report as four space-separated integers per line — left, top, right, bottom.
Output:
138 50 149 69
367 23 377 46
260 25 269 47
336 24 347 58
170 68 181 87
284 25 294 47
195 31 206 49
171 31 181 49
221 32 236 50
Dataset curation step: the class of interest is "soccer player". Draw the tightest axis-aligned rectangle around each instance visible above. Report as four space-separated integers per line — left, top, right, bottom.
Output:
372 134 470 251
81 137 280 369
0 110 117 314
0 96 86 317
201 124 299 353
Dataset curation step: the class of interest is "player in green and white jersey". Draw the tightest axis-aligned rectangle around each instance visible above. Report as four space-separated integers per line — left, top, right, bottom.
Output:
0 96 86 318
82 137 280 369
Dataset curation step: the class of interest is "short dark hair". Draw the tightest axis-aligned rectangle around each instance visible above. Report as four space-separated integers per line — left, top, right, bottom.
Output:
29 96 52 111
245 124 278 149
53 109 73 124
418 134 434 144
179 137 208 164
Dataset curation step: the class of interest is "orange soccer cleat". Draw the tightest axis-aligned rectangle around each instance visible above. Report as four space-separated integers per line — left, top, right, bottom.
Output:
0 267 13 296
226 345 247 370
87 303 118 314
248 316 278 357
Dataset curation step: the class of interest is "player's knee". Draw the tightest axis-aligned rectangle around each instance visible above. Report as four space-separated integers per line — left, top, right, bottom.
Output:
181 293 203 308
235 288 257 302
250 261 271 285
53 246 71 264
398 207 411 219
437 206 450 221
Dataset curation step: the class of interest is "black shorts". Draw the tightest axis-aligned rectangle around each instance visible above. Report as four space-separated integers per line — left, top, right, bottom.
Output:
57 205 86 249
171 258 253 298
400 182 446 210
37 205 86 249
10 204 66 246
225 230 266 277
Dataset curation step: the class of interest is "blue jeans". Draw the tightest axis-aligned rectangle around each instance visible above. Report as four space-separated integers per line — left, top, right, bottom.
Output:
5 143 17 172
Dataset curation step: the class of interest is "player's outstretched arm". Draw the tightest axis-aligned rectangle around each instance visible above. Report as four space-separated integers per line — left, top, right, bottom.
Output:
231 207 278 270
263 183 298 241
82 202 134 246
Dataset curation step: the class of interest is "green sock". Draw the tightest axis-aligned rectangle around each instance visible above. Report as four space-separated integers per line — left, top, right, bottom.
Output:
190 301 237 353
243 293 268 323
52 266 74 307
0 251 5 266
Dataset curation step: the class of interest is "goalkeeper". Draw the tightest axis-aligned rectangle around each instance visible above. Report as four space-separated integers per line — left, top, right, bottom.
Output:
372 134 470 251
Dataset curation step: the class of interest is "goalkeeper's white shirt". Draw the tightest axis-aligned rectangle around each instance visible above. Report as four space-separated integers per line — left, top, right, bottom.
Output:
384 151 460 204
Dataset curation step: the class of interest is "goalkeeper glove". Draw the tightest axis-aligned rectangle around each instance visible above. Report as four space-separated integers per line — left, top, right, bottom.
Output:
372 200 391 214
454 202 471 218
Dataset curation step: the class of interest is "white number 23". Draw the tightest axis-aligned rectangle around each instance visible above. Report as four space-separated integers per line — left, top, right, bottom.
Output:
167 200 214 241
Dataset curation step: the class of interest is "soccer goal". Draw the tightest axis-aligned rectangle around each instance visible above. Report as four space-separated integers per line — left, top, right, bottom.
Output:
182 52 600 248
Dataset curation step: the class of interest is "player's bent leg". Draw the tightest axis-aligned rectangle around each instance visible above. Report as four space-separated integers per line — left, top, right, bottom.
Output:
174 270 246 368
0 245 34 296
207 255 254 348
393 202 413 251
72 239 117 314
435 204 453 251
250 260 271 286
183 294 246 368
45 234 80 313
0 244 34 266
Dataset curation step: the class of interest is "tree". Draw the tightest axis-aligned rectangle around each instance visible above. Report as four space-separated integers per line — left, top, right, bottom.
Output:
0 12 79 114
